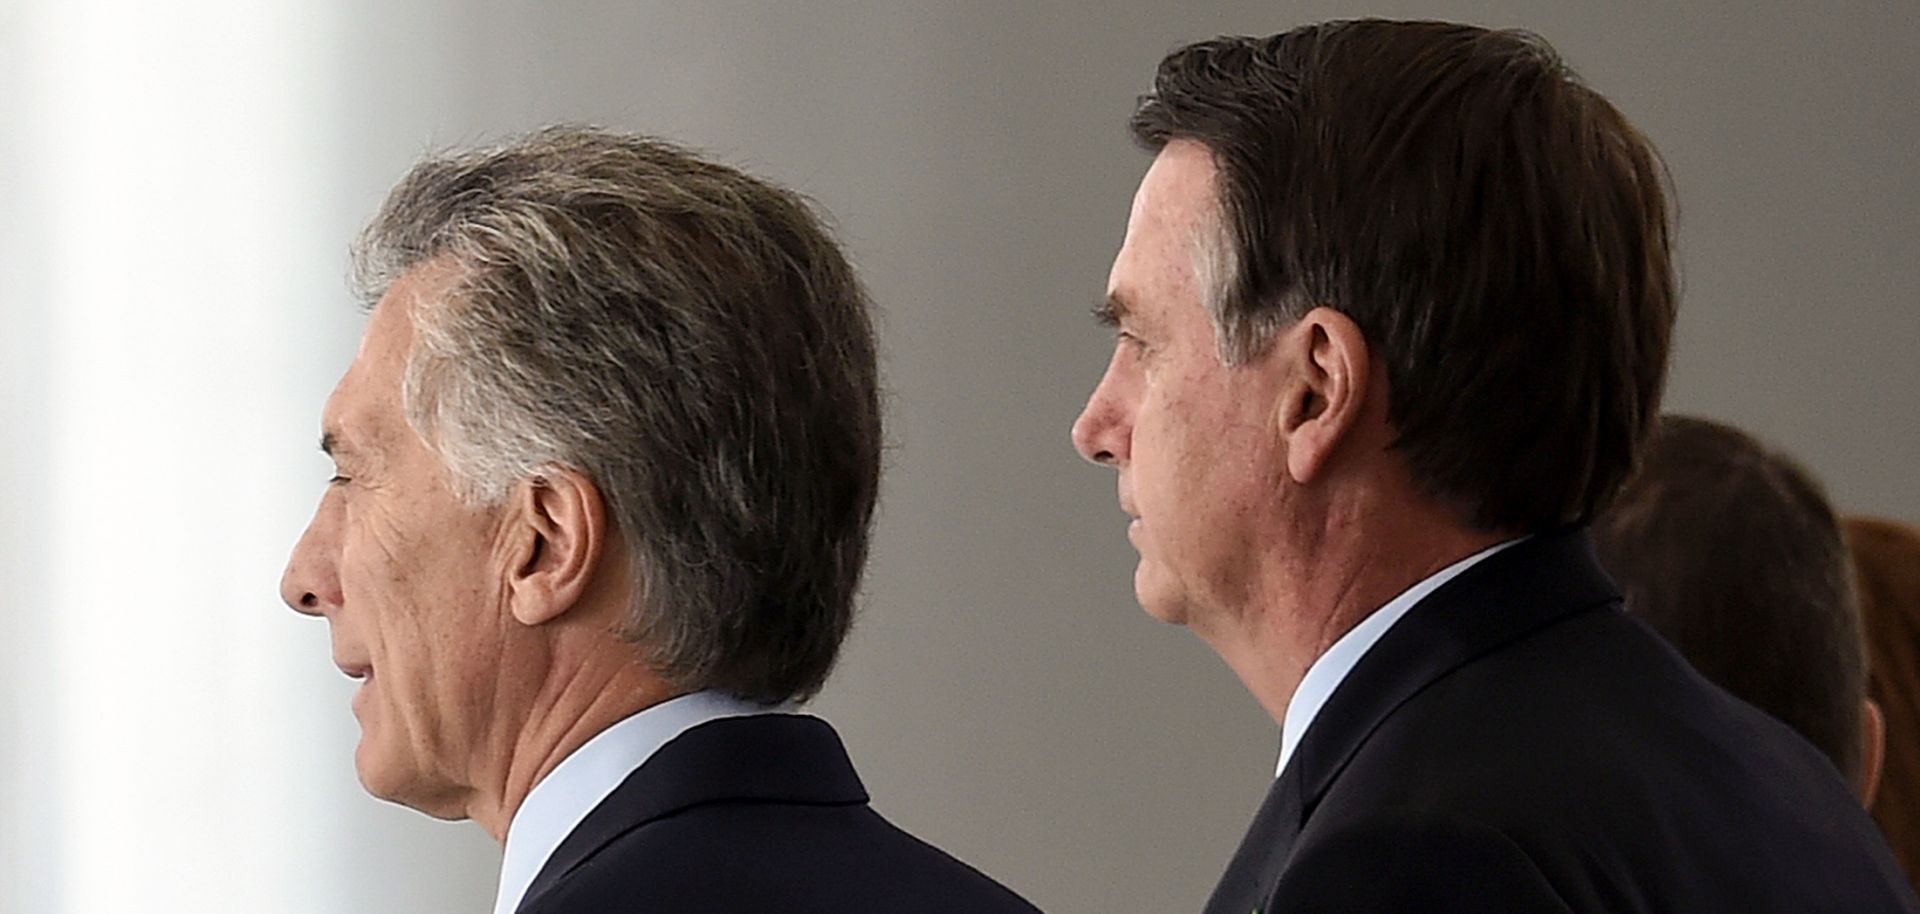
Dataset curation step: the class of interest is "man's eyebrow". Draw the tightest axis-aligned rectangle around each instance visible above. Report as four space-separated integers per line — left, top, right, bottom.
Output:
319 431 348 458
1092 292 1132 328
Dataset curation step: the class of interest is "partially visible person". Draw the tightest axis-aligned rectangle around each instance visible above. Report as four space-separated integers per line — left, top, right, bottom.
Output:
281 126 1041 914
1848 515 1920 894
1593 415 1883 798
1071 19 1918 913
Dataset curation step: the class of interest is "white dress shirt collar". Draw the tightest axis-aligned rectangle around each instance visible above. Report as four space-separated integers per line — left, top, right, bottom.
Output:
1275 537 1522 778
493 690 777 914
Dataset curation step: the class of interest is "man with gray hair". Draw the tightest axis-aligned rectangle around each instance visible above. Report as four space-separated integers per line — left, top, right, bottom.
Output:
280 126 1041 914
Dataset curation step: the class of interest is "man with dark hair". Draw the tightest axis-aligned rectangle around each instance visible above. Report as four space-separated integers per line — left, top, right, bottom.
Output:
280 126 1040 914
1070 19 1915 912
1595 414 1885 799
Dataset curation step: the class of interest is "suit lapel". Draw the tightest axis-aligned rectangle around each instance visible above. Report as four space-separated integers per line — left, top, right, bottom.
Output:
1291 528 1619 813
1203 768 1304 914
1209 528 1622 908
517 713 868 911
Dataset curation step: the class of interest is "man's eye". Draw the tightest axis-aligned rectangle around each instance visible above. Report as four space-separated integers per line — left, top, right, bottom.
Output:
327 474 350 486
1118 331 1149 353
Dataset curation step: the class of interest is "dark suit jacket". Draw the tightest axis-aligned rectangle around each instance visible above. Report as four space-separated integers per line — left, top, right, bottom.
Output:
1204 528 1918 914
517 714 1042 914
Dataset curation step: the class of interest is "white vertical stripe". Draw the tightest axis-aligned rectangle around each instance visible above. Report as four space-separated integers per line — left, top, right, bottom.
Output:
14 1 351 910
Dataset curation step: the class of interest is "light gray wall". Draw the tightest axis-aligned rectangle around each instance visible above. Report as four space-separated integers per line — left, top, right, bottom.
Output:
5 2 1914 912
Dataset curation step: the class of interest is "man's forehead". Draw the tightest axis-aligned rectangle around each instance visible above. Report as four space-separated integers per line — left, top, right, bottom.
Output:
1119 143 1218 256
318 265 450 461
361 267 440 364
318 384 394 463
1134 140 1220 231
1109 143 1218 318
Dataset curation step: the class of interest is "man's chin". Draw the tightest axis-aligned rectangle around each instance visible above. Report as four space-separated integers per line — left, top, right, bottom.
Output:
355 750 469 821
353 740 413 803
1133 562 1190 626
353 741 404 802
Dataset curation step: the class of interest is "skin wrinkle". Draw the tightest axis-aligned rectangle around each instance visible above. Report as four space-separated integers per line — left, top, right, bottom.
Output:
465 538 532 835
480 654 671 842
469 490 674 841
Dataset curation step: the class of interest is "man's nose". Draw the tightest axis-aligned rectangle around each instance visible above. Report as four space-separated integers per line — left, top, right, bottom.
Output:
280 512 341 617
1072 380 1128 467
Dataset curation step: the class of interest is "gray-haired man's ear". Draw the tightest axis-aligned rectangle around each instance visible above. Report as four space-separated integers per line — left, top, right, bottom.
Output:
504 467 611 627
1860 698 1887 807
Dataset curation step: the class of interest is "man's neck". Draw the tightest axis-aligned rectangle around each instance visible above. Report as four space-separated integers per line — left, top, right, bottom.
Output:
1199 515 1508 726
466 651 681 842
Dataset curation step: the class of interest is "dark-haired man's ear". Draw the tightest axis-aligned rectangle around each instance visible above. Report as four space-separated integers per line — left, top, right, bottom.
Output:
1275 306 1371 485
503 467 609 627
1860 698 1887 807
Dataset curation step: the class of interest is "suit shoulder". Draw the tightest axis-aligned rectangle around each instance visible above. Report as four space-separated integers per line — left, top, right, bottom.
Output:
523 801 1042 914
1303 608 1916 912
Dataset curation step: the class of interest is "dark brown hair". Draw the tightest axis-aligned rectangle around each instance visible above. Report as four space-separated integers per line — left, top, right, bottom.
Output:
355 127 880 704
1593 416 1864 782
1130 20 1676 531
1847 515 1920 893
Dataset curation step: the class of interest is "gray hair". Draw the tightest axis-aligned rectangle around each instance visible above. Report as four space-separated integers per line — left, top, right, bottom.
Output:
1186 195 1277 365
351 126 881 704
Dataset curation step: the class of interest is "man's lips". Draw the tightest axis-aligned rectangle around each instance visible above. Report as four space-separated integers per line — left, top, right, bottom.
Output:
334 661 372 681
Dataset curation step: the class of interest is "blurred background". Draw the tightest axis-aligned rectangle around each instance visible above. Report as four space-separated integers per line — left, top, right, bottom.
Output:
1 1 1914 912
